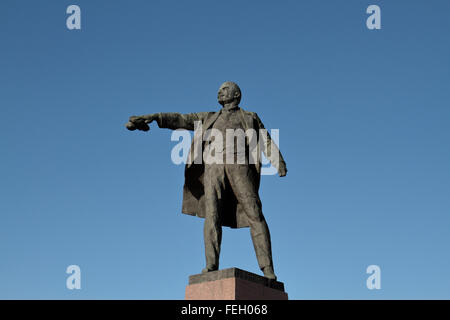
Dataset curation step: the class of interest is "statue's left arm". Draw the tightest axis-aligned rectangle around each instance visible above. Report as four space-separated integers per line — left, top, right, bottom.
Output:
254 113 287 177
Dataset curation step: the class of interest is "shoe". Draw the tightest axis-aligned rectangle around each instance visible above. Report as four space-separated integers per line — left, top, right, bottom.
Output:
202 266 218 273
262 266 277 280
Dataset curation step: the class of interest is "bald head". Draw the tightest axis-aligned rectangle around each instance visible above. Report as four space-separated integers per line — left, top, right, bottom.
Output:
217 81 241 106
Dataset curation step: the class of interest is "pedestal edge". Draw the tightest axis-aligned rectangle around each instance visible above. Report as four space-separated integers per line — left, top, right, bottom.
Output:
188 267 285 291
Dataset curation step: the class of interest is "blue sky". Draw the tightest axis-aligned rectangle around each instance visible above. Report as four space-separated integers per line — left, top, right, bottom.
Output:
1 0 449 299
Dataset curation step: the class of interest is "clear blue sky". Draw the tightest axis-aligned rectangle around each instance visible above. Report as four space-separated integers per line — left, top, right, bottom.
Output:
1 0 449 299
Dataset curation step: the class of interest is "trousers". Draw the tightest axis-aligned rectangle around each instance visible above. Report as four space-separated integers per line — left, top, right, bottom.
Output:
203 163 274 271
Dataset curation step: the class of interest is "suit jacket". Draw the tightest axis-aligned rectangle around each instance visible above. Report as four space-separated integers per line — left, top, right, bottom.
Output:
155 107 286 228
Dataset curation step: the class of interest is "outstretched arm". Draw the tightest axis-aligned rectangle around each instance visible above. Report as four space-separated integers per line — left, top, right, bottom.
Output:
126 112 210 131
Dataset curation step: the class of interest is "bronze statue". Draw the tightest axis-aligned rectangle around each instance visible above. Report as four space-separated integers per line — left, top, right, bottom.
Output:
126 82 287 279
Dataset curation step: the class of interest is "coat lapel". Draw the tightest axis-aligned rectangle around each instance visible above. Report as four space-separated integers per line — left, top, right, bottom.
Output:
203 107 252 132
186 110 221 168
202 109 222 131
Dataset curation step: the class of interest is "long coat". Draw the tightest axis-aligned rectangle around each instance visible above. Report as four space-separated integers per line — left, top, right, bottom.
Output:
155 107 286 228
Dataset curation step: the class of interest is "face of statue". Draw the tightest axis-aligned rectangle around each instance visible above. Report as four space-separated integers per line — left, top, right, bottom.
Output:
217 82 240 106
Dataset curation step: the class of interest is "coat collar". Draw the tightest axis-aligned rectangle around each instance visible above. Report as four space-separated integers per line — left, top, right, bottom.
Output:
203 106 248 132
222 105 240 112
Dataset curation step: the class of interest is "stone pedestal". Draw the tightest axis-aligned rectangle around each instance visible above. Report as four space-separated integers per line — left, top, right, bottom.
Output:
185 268 288 300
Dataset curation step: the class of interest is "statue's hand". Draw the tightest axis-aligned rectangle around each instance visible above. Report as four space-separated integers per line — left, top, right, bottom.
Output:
129 115 144 123
126 115 150 131
131 114 157 124
125 121 137 131
278 164 287 177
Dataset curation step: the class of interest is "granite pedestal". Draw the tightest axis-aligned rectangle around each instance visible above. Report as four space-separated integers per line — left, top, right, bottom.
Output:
185 268 288 300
